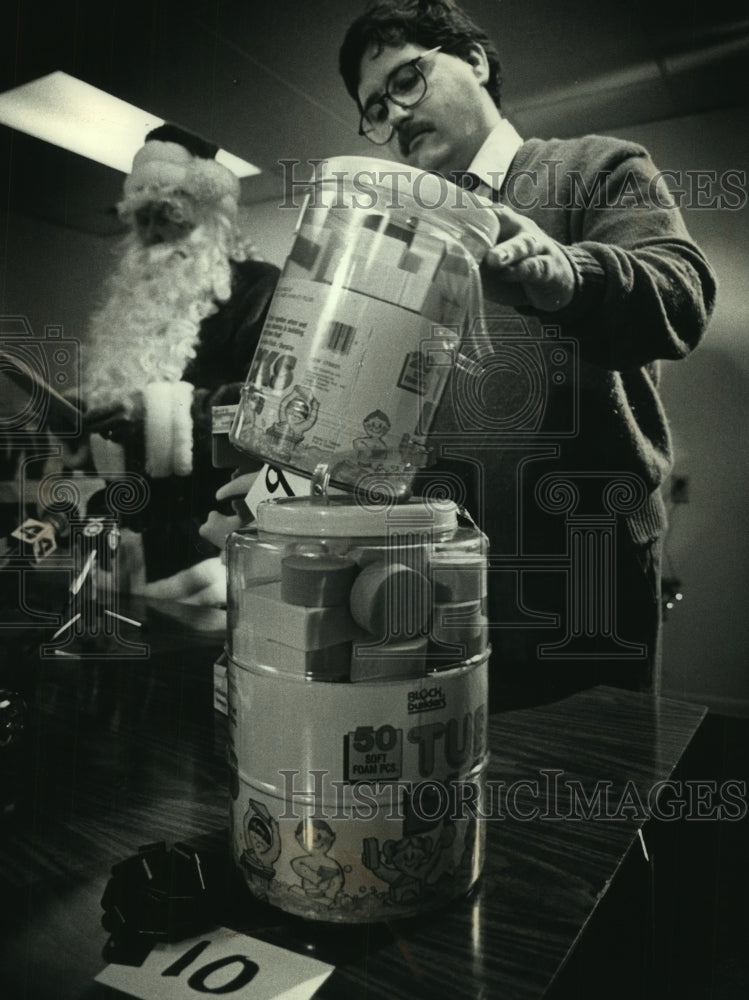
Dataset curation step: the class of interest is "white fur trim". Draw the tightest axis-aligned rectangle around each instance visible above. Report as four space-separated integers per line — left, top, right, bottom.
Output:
132 141 193 168
184 158 240 204
123 141 239 207
171 381 194 477
144 382 174 478
123 160 190 194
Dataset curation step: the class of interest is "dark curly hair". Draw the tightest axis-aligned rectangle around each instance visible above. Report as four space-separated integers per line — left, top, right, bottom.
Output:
339 0 502 111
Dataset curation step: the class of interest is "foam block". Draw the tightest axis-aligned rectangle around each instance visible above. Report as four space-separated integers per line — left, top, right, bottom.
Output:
239 581 362 649
314 230 345 283
398 249 423 275
288 232 322 273
250 632 354 679
354 220 386 265
281 553 359 607
429 601 488 663
420 283 449 324
383 221 414 248
349 561 430 640
350 260 408 302
432 601 486 642
408 228 446 282
399 273 433 313
241 542 284 585
350 635 428 682
432 556 486 603
322 205 354 234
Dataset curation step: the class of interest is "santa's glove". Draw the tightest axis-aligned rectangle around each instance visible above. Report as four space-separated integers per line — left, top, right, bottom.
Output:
133 556 226 605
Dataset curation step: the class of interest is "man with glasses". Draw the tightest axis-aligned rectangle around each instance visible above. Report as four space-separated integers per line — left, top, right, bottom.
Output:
339 1 717 708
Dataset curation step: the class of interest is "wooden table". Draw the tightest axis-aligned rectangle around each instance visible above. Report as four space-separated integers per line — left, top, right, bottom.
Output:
0 597 707 1000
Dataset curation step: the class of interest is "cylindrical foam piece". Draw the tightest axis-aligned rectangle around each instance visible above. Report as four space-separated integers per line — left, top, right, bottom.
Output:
349 561 430 639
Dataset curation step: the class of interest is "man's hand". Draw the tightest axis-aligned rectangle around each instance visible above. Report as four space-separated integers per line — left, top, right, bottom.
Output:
482 205 576 312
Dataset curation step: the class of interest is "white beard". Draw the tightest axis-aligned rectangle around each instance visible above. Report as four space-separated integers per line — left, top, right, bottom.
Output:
82 220 238 416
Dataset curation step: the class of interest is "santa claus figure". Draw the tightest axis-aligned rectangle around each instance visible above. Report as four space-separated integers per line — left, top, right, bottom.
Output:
82 123 278 589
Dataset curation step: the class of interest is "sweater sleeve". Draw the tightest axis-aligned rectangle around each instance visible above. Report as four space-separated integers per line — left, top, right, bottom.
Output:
530 142 718 371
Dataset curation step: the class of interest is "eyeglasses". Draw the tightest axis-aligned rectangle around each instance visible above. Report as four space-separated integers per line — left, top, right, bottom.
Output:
359 47 442 145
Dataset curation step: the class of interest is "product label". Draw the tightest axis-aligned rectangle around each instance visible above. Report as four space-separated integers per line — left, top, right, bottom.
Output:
211 404 238 433
226 657 488 922
343 724 404 781
407 685 448 714
231 273 459 489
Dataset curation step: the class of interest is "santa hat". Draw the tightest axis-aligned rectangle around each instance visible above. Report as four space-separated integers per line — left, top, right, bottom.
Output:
120 122 240 218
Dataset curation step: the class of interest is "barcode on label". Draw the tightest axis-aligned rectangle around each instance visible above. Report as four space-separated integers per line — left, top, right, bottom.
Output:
327 321 356 354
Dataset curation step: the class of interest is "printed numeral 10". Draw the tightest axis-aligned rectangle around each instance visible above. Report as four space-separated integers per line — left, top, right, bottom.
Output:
162 939 259 994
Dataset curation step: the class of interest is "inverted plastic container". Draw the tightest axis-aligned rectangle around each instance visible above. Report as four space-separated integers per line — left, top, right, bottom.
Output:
229 156 498 499
226 496 490 922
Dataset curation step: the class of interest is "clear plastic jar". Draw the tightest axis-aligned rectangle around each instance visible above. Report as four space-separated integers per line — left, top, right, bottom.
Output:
229 157 498 498
226 495 490 922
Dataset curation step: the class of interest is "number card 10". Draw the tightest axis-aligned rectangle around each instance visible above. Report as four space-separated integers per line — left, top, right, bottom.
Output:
95 926 334 1000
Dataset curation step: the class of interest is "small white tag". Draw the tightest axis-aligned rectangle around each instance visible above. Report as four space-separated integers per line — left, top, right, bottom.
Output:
245 464 347 519
244 464 306 518
212 404 239 434
95 926 334 1000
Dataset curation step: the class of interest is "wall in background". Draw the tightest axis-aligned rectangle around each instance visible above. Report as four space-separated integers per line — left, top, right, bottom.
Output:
238 199 298 270
1 211 114 341
607 106 749 715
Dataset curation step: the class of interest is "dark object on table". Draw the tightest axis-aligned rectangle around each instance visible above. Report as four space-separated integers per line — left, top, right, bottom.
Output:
0 689 26 749
0 688 28 819
100 841 229 966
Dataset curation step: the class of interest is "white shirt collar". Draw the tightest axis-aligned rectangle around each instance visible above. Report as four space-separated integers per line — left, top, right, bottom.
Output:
468 119 524 193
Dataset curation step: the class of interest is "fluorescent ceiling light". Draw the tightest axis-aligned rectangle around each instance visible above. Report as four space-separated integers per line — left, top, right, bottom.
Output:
0 71 261 178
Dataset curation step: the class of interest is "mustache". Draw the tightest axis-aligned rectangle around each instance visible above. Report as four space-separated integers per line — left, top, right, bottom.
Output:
397 120 433 156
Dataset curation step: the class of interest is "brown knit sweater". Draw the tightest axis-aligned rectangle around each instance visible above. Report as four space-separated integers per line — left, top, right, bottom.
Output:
429 133 718 547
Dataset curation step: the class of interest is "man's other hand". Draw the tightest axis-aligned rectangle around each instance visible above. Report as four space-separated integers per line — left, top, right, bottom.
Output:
482 205 576 312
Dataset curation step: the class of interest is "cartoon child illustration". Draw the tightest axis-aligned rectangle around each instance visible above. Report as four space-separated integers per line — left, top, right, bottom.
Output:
361 825 457 905
290 819 344 906
264 385 319 460
353 409 391 465
239 799 282 899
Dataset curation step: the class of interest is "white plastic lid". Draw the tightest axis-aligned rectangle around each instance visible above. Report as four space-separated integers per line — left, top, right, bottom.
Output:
311 156 500 252
256 496 459 537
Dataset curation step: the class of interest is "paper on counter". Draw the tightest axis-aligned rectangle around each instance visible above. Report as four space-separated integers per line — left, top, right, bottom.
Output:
95 925 334 1000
